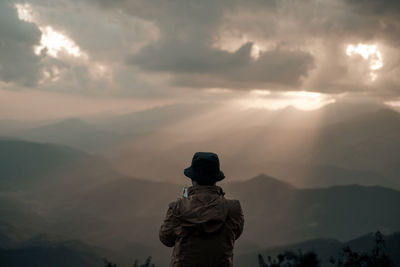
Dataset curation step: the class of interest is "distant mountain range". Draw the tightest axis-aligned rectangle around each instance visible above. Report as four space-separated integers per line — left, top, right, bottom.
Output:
0 233 104 267
225 174 400 246
1 101 399 189
0 139 117 192
0 103 212 153
45 173 400 265
89 103 213 134
1 122 400 266
106 105 400 189
5 118 127 152
1 139 399 244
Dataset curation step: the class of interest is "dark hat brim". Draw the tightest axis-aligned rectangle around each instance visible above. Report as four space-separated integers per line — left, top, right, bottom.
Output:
184 166 225 182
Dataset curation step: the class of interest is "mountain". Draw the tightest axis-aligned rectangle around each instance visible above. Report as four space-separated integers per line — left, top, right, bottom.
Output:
3 140 396 256
30 173 399 252
1 170 400 266
0 234 104 267
256 162 397 189
108 107 400 189
0 139 85 190
0 139 117 192
90 103 214 134
225 174 400 246
318 99 385 125
1 104 215 153
235 232 400 267
39 174 400 258
308 108 400 169
42 176 180 250
0 119 45 136
3 102 399 189
9 118 126 152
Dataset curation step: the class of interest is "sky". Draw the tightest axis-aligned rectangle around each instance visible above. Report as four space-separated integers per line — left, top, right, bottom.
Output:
1 0 400 120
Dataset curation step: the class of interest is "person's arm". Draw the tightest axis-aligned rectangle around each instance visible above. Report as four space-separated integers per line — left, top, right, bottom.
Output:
159 201 180 247
227 200 244 240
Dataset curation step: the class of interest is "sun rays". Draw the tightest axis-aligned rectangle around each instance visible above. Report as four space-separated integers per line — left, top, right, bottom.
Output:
234 90 335 111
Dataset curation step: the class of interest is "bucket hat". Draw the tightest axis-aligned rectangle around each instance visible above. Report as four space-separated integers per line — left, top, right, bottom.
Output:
184 152 225 185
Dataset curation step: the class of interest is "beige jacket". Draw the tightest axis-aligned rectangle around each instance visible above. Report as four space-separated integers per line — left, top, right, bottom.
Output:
159 185 244 267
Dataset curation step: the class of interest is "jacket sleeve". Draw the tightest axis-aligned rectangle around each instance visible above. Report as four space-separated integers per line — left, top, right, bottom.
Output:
227 200 244 240
159 201 180 247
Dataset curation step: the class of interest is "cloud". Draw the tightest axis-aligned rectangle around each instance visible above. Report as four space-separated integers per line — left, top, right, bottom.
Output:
1 0 400 101
215 0 400 96
160 43 314 89
2 0 167 98
117 0 314 90
0 1 42 87
84 0 398 96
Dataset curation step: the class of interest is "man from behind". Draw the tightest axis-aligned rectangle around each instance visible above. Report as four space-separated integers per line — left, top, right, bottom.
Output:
159 152 244 267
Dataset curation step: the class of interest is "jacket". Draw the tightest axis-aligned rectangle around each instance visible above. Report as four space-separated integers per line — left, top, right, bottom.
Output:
159 185 244 267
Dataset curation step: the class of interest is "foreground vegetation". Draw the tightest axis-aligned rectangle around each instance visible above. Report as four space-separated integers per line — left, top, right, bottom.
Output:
258 231 394 267
103 232 394 267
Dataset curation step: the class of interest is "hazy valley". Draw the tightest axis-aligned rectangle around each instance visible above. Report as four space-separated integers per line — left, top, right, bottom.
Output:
1 101 400 266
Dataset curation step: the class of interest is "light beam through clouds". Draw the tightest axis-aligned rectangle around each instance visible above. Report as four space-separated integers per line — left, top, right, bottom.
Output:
235 90 336 110
13 2 121 94
3 0 400 119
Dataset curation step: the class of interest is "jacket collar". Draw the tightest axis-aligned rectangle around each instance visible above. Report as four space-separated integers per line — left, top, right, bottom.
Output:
187 185 225 197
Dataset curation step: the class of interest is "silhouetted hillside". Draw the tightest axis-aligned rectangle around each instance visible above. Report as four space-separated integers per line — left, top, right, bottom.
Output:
225 175 400 246
27 173 399 256
0 139 120 191
0 234 104 267
0 139 89 190
0 119 46 136
2 102 399 189
1 138 399 266
3 165 399 252
235 232 400 267
0 170 399 266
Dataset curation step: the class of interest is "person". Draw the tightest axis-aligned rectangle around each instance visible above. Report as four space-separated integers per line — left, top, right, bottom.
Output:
159 152 244 267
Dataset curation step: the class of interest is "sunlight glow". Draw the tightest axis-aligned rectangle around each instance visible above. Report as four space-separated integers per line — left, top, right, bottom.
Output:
41 66 61 83
16 4 86 59
346 44 383 70
15 3 34 22
384 101 400 108
204 88 233 94
251 89 271 96
251 44 261 59
346 43 383 81
89 63 113 81
236 90 335 110
35 26 84 58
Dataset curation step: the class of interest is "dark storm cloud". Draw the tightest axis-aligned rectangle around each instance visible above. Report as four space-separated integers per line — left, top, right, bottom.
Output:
0 1 42 87
106 0 314 89
129 41 313 88
156 43 314 89
345 0 400 14
342 0 400 46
